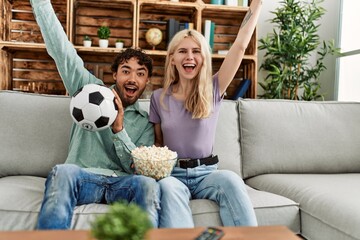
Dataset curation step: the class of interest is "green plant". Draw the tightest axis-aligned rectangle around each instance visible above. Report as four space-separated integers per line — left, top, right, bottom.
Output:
91 201 152 240
258 0 340 100
116 39 124 43
83 35 91 41
97 26 111 39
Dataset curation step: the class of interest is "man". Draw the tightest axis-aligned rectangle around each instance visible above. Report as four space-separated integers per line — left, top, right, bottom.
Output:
31 0 159 229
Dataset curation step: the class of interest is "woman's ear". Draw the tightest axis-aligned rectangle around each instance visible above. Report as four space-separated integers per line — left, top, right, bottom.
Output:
170 55 175 65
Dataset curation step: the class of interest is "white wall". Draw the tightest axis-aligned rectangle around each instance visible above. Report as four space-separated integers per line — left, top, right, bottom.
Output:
257 1 340 100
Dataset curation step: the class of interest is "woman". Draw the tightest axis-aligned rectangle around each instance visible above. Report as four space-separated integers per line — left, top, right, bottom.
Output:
150 0 263 227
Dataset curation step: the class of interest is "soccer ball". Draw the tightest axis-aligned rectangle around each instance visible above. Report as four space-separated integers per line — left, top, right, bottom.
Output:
70 84 118 132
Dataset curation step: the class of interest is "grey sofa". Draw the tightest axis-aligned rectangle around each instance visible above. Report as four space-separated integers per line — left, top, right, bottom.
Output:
0 90 359 240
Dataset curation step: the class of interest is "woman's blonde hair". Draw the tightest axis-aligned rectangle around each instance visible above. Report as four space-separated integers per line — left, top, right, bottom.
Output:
160 29 213 119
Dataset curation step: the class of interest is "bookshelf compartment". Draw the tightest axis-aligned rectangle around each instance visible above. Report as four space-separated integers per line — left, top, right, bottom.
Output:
3 0 67 44
201 7 256 55
212 58 256 99
202 0 250 7
137 1 198 51
11 51 66 95
147 0 196 2
79 52 116 87
1 0 258 98
73 0 136 48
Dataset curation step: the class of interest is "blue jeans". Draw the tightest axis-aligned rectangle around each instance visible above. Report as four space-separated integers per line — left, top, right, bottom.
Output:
36 164 160 229
158 176 193 228
162 164 258 227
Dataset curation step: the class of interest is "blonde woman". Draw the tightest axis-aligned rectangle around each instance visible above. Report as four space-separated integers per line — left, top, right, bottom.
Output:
150 0 263 227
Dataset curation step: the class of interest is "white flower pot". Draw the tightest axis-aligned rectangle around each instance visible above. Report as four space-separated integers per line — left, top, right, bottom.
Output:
115 42 124 49
99 39 109 48
83 40 92 47
225 0 238 6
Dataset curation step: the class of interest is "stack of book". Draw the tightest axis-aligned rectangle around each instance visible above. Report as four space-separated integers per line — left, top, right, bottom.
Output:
210 0 248 6
166 18 194 46
203 20 215 53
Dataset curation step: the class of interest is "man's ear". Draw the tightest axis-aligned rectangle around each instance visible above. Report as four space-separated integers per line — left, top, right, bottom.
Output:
113 72 117 81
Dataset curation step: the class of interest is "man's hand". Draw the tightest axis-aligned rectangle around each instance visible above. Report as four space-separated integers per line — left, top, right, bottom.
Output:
111 89 124 133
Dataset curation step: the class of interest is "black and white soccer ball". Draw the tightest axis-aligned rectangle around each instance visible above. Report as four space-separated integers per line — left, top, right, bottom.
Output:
70 84 118 132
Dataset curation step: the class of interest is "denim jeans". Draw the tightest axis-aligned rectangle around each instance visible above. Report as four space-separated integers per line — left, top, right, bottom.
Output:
158 176 193 228
36 164 160 229
167 164 258 227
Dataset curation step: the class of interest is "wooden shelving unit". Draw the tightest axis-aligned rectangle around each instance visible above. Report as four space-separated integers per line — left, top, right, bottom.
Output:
0 0 257 98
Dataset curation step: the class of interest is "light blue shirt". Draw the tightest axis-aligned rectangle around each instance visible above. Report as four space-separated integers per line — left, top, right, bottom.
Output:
31 0 154 176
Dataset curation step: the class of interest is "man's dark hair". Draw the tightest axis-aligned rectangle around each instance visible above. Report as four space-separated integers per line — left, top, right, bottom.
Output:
111 48 153 77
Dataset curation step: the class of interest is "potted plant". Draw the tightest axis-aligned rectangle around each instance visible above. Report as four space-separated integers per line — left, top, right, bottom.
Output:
115 39 124 49
83 35 92 47
91 201 152 240
258 0 340 100
97 26 111 48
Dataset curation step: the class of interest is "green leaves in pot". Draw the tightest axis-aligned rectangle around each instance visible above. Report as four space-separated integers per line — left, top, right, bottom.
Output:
91 201 152 240
258 0 341 101
97 26 111 39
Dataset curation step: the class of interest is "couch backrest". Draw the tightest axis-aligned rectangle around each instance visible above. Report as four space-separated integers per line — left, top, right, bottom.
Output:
0 91 242 178
0 91 72 178
239 99 360 179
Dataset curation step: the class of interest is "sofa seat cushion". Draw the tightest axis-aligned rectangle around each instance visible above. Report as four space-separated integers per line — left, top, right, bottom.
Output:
246 174 360 240
189 186 300 233
246 186 300 233
0 176 45 230
0 175 300 231
0 176 110 230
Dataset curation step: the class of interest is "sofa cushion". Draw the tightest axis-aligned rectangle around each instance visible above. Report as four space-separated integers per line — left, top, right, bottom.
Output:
0 91 72 178
239 99 360 179
0 176 109 230
246 186 300 233
0 176 44 230
0 175 300 231
246 174 360 240
213 100 242 176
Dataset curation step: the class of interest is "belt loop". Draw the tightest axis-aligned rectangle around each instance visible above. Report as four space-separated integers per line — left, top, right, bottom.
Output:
197 159 200 166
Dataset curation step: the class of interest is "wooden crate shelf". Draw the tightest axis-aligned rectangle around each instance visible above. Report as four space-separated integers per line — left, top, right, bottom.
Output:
137 1 199 51
72 0 136 48
11 50 66 95
1 0 257 98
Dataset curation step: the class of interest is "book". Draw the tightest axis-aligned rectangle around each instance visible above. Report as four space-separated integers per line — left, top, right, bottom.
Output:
238 0 248 6
231 79 251 99
209 22 215 53
204 20 212 50
211 0 224 4
167 18 179 46
184 22 194 30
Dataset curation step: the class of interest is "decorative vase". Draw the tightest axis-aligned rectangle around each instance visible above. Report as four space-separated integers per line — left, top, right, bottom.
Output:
99 39 109 48
115 41 124 49
225 0 237 6
83 40 92 47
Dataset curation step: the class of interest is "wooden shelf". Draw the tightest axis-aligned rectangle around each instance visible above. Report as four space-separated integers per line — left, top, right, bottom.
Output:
0 0 257 98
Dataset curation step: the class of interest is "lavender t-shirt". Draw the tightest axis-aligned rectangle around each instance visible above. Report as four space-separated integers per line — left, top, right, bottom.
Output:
149 75 222 159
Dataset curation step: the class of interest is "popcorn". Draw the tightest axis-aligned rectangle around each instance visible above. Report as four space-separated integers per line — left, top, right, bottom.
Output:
131 146 177 180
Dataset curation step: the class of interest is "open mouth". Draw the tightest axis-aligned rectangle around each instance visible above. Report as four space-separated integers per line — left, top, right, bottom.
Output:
183 63 196 73
124 85 138 96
